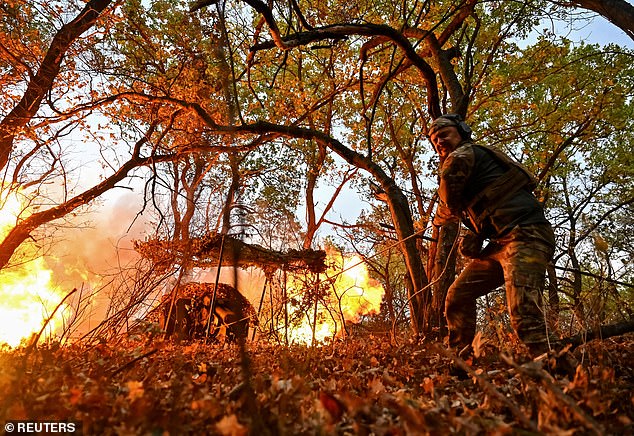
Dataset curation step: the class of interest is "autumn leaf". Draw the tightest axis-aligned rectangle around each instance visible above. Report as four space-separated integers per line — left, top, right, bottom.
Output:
216 414 248 436
319 391 346 423
421 377 434 395
1 327 633 434
192 373 207 384
472 331 488 358
368 377 386 395
69 387 82 406
592 233 609 253
126 380 144 401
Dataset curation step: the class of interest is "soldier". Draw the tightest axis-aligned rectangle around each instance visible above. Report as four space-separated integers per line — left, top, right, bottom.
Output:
429 114 557 359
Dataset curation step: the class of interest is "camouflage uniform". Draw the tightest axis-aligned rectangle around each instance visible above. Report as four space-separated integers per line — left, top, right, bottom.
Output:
435 137 556 356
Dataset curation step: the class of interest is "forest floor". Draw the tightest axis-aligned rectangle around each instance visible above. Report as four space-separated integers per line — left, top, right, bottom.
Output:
1 330 632 435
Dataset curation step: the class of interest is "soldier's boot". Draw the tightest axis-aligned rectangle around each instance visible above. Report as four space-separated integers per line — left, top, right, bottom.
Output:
448 344 475 380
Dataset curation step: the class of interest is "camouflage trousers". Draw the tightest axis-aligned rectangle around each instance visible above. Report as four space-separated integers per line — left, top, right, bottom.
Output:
445 224 556 356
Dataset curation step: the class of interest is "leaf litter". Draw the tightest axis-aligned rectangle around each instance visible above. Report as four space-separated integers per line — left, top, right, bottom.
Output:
0 333 632 435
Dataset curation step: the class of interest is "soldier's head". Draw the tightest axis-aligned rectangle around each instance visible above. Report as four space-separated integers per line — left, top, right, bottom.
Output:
429 114 472 159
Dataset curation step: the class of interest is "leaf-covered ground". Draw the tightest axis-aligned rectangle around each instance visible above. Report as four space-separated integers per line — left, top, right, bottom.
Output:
1 332 633 435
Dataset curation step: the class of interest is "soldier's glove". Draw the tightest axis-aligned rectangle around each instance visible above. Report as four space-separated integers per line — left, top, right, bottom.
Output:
459 232 484 258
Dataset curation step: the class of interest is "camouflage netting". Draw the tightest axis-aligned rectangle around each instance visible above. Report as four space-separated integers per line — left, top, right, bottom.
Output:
134 233 327 274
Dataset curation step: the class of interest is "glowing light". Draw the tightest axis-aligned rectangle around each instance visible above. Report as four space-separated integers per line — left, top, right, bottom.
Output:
0 189 21 234
0 188 69 347
286 249 385 345
336 253 384 322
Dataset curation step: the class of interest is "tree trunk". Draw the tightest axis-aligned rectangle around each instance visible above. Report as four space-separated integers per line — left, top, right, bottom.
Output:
426 222 459 336
380 178 428 334
303 142 327 249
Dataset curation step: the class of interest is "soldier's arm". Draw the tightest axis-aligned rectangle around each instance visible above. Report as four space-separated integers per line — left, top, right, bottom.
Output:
438 145 474 216
433 199 459 227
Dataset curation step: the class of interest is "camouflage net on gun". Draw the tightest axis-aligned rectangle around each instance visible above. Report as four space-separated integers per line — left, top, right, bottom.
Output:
134 233 327 274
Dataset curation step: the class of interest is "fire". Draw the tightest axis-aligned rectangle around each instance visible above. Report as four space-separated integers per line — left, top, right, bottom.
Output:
0 188 69 347
286 249 385 344
335 253 384 322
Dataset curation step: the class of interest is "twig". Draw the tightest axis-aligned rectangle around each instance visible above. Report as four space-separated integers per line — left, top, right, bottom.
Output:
25 288 78 358
433 344 539 432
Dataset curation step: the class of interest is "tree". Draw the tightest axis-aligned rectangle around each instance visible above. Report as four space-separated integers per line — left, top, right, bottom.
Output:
0 0 113 169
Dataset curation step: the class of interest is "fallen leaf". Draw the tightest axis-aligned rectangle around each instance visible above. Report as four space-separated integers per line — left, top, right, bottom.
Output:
216 414 248 436
126 380 144 401
369 377 385 395
421 377 434 395
192 373 207 384
472 331 488 358
69 387 82 406
319 391 346 422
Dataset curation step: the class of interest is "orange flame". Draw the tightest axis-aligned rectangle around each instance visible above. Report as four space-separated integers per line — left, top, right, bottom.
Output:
0 188 69 347
286 249 384 344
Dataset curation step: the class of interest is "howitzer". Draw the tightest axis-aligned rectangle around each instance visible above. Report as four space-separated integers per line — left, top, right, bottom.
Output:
159 282 257 342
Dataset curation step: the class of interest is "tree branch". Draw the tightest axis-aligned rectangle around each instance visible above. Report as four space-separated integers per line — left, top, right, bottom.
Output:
564 0 634 41
0 0 113 170
249 23 440 116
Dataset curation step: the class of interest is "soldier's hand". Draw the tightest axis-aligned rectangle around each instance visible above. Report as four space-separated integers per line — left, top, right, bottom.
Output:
459 232 483 258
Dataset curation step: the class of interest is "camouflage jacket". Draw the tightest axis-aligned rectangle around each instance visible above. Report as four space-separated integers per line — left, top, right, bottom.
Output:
435 140 549 239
